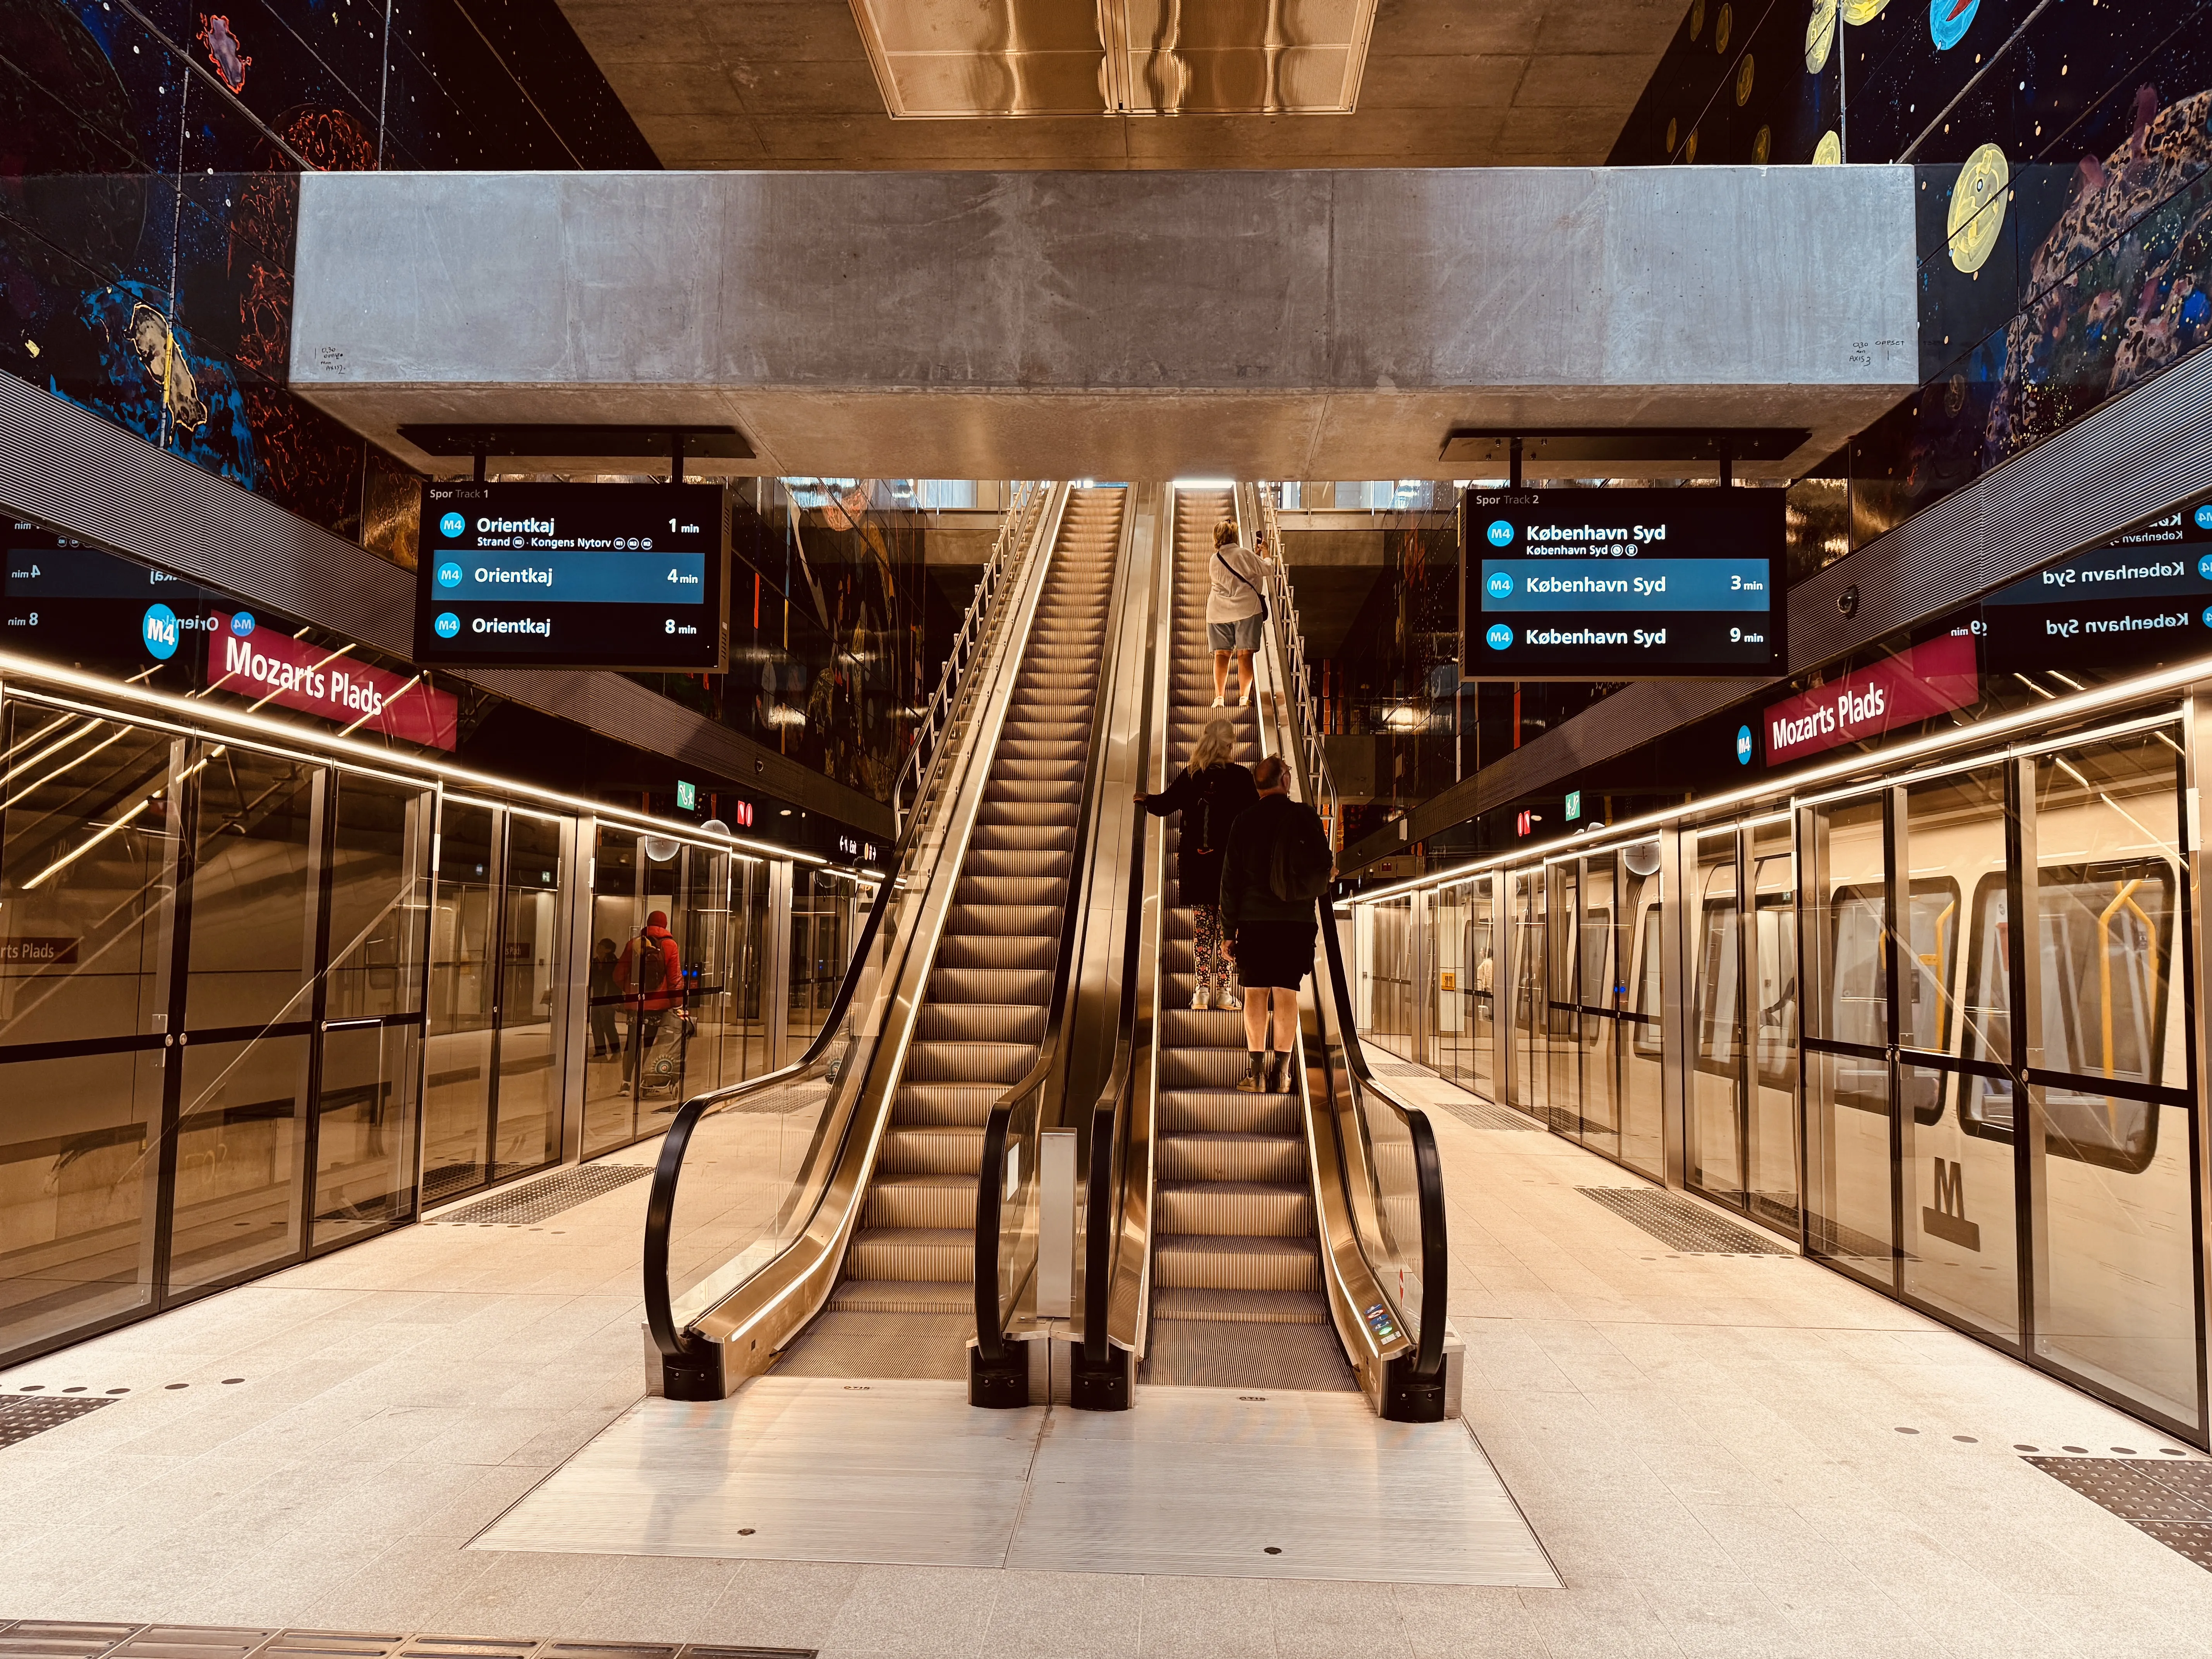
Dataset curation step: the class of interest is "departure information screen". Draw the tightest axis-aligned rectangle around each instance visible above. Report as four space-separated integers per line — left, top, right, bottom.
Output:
1465 488 1785 678
1980 503 2212 672
413 482 727 670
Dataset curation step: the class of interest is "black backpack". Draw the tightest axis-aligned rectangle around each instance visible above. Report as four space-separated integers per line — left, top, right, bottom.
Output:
1268 808 1333 905
1189 769 1221 854
636 932 669 994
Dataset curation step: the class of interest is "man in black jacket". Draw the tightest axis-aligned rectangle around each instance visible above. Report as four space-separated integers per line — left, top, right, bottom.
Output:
1220 755 1331 1093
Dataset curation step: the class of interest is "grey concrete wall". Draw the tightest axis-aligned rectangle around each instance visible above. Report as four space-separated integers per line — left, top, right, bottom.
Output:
290 167 1917 482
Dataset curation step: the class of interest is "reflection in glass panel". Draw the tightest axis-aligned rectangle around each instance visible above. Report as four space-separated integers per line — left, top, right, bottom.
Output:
584 824 641 1156
168 1033 309 1291
312 1024 421 1248
0 706 177 1046
1430 883 1467 1087
422 802 496 1203
1618 841 1664 1178
1689 831 1743 1206
184 744 318 1032
494 812 565 1179
2029 731 2197 1431
684 845 733 1092
724 860 767 1089
1467 876 1496 1102
325 776 430 1021
1509 869 1545 1123
1577 853 1618 1158
1748 819 1799 1232
0 1051 162 1356
1364 897 1413 1061
1805 796 1894 1282
1544 863 1578 1136
788 871 854 1051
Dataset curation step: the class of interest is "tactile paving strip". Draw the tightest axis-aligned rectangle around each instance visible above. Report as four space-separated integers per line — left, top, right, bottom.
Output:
2028 1456 2212 1570
1427 1096 1545 1133
1579 1186 1792 1255
0 1394 112 1449
427 1164 650 1225
0 1631 810 1659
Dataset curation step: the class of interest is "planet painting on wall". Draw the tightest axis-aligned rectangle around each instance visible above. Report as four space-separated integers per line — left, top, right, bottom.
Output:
1947 143 2009 273
1842 0 1890 23
1806 0 1837 73
1930 0 1979 50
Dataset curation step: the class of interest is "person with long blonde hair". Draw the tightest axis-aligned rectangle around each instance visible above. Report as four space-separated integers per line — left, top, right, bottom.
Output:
1136 716 1259 1008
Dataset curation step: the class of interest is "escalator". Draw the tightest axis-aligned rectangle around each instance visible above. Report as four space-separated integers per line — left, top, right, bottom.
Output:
800 489 1124 1371
642 481 1140 1400
644 476 1450 1424
1143 488 1344 1387
1051 481 1457 1421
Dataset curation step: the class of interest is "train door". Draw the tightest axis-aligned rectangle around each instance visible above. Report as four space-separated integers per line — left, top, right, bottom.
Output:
1898 765 2016 1343
1545 860 1581 1135
2021 728 2198 1435
1618 838 1666 1179
1688 828 1747 1210
1508 866 1546 1123
1747 815 1799 1232
1578 851 1620 1161
1803 792 1896 1288
1467 874 1499 1101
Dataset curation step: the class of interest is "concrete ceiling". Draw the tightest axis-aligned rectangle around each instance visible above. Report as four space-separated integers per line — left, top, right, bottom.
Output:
555 0 1684 168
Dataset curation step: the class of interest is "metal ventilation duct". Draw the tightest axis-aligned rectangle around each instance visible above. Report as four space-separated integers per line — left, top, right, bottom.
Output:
847 0 1376 117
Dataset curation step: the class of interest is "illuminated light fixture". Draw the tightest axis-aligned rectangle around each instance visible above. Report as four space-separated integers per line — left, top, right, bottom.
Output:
0 648 824 867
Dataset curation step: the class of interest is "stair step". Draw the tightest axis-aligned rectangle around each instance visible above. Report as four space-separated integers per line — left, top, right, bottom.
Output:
1154 1232 1322 1292
1151 1287 1328 1325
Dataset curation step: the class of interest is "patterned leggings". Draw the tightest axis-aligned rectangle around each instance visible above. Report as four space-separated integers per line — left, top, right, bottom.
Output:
1194 903 1230 995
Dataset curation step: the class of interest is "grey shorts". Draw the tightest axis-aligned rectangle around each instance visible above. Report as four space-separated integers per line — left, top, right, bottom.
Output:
1208 615 1263 652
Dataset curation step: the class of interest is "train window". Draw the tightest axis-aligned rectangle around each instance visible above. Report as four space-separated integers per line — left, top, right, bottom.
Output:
1752 895 1797 1089
1578 906 1612 1006
1694 899 1741 1073
1959 872 2016 1140
1631 906 1663 1056
1960 859 2174 1170
2040 859 2172 1172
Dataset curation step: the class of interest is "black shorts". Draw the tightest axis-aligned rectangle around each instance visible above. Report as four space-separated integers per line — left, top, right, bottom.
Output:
1232 919 1317 989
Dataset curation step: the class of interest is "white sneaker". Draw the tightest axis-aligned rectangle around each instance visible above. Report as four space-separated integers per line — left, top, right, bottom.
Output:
1217 990 1242 1011
1190 986 1211 1010
1210 695 1225 708
1238 689 1252 708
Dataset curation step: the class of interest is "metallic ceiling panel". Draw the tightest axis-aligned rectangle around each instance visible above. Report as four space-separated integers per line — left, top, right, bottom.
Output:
884 51 1108 117
851 0 1374 117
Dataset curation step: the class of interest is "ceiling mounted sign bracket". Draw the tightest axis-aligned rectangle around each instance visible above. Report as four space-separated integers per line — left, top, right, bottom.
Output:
398 424 753 473
1441 427 1808 476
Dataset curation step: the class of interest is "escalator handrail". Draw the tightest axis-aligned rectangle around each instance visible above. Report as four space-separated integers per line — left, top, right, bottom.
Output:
1254 485 1448 1388
974 489 1140 1368
645 484 1044 1366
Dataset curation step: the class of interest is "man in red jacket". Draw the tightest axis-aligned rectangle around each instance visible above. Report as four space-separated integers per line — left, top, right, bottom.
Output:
617 910 684 1084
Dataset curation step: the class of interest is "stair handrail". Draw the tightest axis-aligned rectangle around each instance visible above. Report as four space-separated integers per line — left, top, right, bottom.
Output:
972 487 1143 1394
1250 484 1449 1403
645 482 1047 1376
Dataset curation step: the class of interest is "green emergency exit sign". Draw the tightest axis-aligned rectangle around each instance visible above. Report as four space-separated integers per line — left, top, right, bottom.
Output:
1564 790 1581 822
676 780 697 811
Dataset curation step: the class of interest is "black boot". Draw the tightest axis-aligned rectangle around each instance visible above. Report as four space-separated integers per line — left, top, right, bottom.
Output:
1236 1050 1265 1093
1264 1051 1287 1094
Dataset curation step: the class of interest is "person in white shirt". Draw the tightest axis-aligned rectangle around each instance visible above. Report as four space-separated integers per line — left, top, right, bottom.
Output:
1205 517 1270 708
